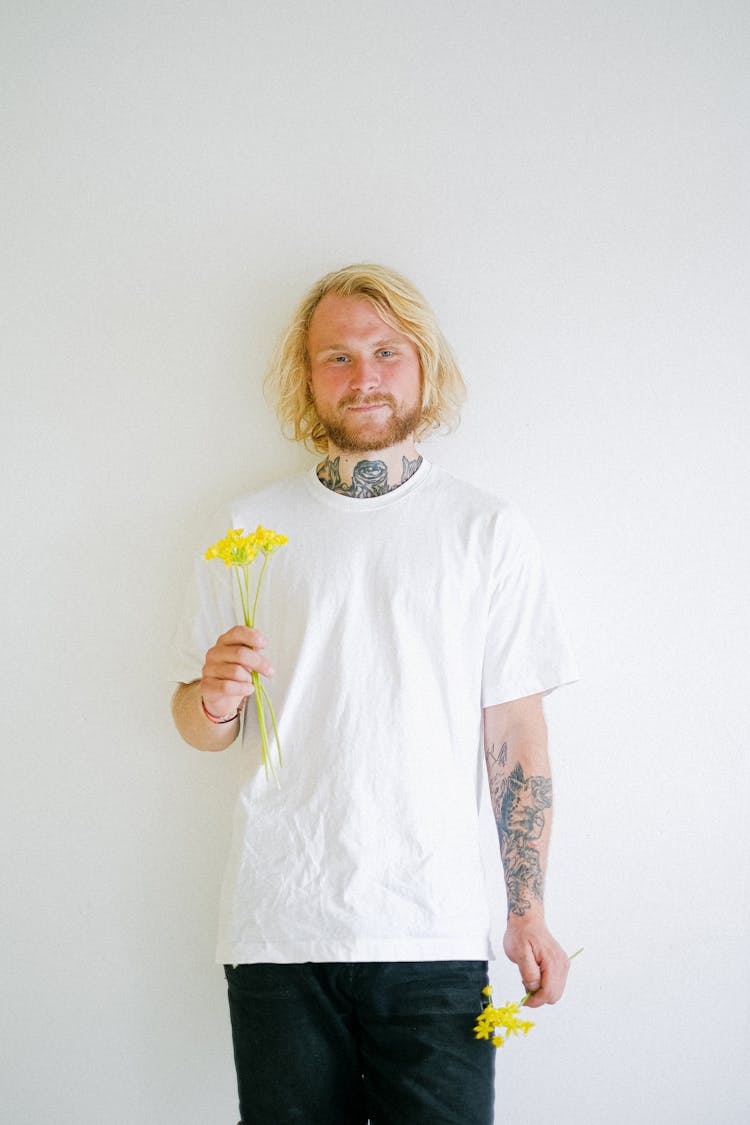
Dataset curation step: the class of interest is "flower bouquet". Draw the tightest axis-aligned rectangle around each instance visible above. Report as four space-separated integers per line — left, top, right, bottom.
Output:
205 525 287 782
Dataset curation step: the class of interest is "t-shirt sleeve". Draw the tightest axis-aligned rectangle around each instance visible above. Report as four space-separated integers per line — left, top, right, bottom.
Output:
481 507 578 707
167 511 239 685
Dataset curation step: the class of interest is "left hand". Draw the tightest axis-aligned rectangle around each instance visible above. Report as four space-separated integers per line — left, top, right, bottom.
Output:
503 914 570 1008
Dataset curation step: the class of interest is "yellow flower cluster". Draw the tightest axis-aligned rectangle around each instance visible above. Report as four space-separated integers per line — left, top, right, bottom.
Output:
474 986 535 1048
253 525 289 555
205 525 288 567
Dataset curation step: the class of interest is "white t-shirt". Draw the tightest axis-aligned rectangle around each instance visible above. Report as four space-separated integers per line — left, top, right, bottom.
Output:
169 459 577 965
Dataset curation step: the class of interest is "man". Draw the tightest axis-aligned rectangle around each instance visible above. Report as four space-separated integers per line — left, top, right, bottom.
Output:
170 263 577 1124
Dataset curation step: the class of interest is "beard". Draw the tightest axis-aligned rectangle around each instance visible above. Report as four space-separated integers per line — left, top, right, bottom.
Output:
314 392 423 453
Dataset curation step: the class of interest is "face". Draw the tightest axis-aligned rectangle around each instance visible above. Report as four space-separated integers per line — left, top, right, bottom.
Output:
307 294 423 454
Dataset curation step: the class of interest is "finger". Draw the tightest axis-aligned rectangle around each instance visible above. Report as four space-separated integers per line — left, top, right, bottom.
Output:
221 625 268 649
201 670 254 700
202 670 254 696
514 947 542 995
206 646 275 680
230 645 275 676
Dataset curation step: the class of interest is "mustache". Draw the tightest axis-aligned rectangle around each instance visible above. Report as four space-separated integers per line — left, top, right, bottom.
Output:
338 393 396 408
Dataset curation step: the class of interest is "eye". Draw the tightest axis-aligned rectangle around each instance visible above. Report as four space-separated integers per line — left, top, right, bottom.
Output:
378 349 395 358
332 354 349 363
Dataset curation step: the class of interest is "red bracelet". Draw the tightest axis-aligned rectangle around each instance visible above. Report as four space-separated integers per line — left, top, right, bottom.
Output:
201 697 244 724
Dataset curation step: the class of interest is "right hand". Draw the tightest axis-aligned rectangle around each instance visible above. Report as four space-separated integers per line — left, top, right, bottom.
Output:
200 625 275 719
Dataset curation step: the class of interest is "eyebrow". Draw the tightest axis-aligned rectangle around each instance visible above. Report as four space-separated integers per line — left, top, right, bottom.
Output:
314 338 405 359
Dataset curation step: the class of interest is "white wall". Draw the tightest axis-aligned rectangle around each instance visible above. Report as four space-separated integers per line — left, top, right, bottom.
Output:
2 2 748 1122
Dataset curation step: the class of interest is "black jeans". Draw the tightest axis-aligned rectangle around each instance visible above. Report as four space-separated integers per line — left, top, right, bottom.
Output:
225 960 495 1125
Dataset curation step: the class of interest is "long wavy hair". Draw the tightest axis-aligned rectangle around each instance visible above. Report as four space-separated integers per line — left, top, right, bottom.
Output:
265 263 466 453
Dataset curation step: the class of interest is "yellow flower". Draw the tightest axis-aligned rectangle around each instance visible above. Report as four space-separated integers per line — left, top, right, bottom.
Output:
205 528 259 567
251 524 288 555
474 986 535 1048
473 1011 494 1041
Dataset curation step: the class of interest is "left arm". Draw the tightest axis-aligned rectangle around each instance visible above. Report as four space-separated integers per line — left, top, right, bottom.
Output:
484 692 569 1008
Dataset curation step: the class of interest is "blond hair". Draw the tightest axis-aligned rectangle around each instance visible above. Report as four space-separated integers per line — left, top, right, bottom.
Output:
265 263 466 453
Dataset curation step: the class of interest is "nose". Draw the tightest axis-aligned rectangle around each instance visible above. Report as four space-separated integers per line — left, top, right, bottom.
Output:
349 356 380 393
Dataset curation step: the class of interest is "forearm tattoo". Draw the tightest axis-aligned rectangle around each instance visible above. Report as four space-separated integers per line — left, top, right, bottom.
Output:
317 455 422 498
487 742 552 917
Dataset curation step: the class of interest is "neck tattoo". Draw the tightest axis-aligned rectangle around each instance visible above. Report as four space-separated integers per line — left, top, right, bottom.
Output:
317 454 423 498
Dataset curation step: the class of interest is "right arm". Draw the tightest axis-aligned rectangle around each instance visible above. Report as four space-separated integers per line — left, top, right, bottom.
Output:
171 625 274 752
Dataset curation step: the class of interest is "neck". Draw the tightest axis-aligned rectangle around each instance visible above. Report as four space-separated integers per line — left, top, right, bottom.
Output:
316 442 423 498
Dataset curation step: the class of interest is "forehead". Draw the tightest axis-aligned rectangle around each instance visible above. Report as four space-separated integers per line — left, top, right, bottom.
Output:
308 293 401 347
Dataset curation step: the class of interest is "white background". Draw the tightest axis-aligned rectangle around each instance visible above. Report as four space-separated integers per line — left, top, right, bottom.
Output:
2 2 748 1122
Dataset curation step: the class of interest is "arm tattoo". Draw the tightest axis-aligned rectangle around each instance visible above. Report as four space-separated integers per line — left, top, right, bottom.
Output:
486 741 508 770
488 752 552 917
317 454 422 498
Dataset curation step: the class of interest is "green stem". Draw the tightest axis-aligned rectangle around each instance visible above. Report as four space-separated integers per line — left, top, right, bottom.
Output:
259 680 283 769
235 567 250 626
251 553 270 627
252 671 270 781
236 555 282 785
